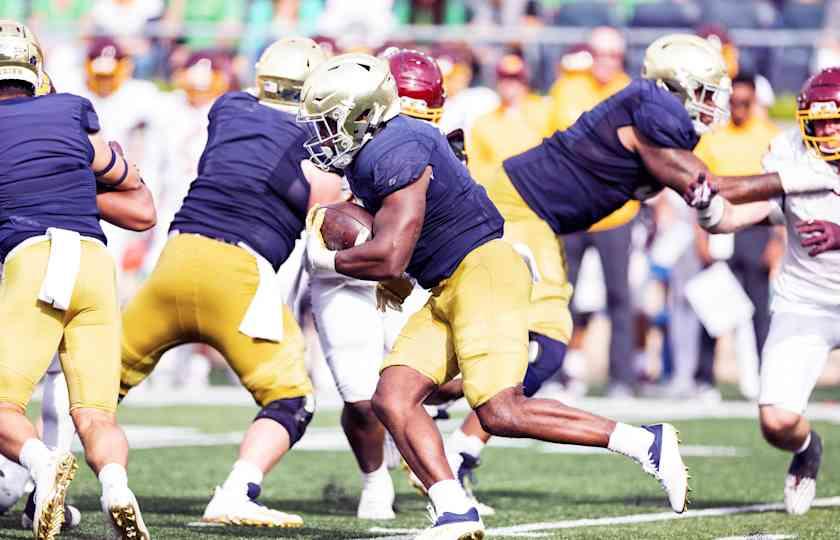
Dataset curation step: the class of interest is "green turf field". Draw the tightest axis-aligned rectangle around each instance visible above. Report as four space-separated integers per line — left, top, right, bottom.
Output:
3 402 840 539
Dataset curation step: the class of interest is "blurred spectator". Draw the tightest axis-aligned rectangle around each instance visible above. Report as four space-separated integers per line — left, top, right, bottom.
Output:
813 0 840 73
549 27 639 397
691 73 781 399
164 0 244 51
466 0 542 26
434 42 499 136
318 0 396 51
467 53 550 184
548 26 630 132
90 0 164 78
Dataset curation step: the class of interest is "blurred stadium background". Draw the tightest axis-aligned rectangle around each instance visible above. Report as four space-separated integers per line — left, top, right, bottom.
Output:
5 1 840 538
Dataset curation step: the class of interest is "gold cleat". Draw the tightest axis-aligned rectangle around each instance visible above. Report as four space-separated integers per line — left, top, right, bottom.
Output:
109 503 150 539
35 453 78 540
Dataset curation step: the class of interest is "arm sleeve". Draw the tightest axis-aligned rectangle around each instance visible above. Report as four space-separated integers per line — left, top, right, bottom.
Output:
633 97 699 150
79 97 100 133
370 139 433 199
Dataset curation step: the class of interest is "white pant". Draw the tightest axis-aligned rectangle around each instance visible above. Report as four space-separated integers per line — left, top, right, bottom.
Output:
759 311 840 414
310 278 387 403
309 275 430 403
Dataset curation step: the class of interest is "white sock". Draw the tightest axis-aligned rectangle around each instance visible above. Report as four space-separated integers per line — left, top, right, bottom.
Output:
795 433 812 455
19 438 51 476
361 462 391 490
427 479 472 515
448 429 485 461
98 463 129 493
222 460 264 495
607 423 655 463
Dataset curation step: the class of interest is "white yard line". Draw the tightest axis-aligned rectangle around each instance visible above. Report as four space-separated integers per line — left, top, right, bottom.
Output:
359 497 840 539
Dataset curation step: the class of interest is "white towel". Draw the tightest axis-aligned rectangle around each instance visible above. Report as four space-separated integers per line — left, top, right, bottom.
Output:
238 243 284 342
38 228 82 311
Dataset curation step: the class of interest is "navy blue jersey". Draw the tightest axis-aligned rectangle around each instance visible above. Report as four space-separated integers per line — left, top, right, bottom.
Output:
346 115 503 288
504 79 699 234
172 92 311 270
0 93 105 261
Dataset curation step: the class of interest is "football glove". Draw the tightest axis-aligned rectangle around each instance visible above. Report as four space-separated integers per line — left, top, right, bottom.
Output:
304 205 337 273
376 277 414 312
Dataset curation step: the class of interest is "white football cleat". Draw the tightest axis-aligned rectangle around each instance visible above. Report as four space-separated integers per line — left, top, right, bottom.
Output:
415 506 484 540
784 431 822 515
101 486 149 540
32 451 77 540
640 424 689 513
202 486 303 527
357 478 395 520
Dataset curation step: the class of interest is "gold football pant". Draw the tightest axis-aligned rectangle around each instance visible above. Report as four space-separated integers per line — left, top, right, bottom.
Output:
483 168 574 344
0 241 120 412
384 240 532 408
120 234 312 405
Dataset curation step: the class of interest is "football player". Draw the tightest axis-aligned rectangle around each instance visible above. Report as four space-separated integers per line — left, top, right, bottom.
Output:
300 54 691 539
0 72 81 533
686 67 840 515
0 19 155 540
117 37 341 528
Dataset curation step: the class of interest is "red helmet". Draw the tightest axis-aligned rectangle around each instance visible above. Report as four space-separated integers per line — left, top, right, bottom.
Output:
85 37 131 97
382 48 445 124
797 67 840 162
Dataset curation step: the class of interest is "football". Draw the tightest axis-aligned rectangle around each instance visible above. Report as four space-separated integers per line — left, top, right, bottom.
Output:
320 201 374 250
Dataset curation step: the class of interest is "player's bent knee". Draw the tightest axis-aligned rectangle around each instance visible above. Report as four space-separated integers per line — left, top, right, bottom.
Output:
475 388 525 437
759 406 801 442
523 333 567 397
254 395 315 447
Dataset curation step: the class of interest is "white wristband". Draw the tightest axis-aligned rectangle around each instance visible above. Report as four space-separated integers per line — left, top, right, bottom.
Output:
697 195 724 229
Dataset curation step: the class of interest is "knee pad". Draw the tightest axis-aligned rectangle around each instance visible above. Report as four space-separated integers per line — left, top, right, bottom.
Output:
254 395 315 447
523 332 567 397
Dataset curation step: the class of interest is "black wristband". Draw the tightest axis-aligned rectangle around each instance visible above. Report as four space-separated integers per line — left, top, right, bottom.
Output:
93 147 117 177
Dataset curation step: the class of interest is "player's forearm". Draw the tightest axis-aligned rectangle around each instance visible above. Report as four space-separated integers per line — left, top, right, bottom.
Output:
715 173 784 204
700 199 772 234
97 182 157 231
335 241 411 281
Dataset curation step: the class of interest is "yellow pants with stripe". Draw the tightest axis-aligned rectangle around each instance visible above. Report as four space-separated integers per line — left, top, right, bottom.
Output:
483 168 574 344
0 241 120 412
120 234 312 406
384 240 532 408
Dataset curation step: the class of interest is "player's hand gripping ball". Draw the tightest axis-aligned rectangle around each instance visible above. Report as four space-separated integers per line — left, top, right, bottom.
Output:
305 202 373 274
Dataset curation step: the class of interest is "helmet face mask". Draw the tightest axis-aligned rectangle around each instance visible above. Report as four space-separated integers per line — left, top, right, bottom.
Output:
674 74 732 135
298 53 400 171
797 68 840 162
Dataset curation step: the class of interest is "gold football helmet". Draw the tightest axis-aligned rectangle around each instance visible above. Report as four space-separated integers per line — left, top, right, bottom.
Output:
642 33 732 134
0 19 43 92
255 36 326 112
298 53 400 170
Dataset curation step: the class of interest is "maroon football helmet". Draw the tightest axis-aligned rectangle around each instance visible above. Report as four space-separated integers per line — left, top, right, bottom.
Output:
382 48 445 124
797 67 840 161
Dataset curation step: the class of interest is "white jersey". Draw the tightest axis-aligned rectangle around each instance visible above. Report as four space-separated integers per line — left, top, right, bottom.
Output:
762 127 840 314
439 86 499 136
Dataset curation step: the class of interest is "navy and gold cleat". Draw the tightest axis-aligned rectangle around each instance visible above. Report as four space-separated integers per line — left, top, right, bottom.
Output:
456 454 495 516
415 506 484 540
21 490 81 532
785 431 822 515
640 424 689 513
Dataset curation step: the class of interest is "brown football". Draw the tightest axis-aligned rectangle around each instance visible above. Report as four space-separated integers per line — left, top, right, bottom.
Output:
320 201 374 250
